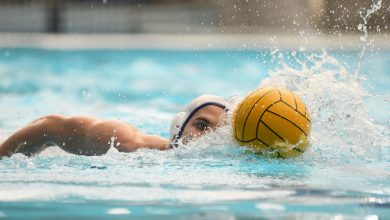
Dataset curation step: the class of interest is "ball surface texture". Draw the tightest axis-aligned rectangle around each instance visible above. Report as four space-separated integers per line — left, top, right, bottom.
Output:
232 87 311 158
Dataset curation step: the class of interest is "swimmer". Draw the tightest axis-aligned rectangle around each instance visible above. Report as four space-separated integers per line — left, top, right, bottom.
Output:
0 95 229 157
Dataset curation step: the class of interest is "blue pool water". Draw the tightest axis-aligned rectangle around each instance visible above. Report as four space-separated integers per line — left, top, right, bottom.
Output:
0 48 389 219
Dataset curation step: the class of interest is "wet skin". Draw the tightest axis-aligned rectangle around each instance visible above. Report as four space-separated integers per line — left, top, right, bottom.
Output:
0 106 227 157
181 105 227 144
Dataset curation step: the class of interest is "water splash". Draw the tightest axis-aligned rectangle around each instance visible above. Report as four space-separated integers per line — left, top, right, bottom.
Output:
0 49 389 217
355 0 383 75
259 51 389 162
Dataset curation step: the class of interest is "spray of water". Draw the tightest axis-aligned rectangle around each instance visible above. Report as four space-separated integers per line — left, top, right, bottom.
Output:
355 0 383 75
259 51 389 163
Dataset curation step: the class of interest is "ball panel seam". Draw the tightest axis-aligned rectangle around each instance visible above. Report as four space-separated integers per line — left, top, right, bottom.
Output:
255 100 283 142
241 89 278 141
280 100 311 123
259 120 286 143
266 110 309 136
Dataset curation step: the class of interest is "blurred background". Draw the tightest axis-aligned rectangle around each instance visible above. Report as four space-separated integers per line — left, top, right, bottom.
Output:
0 0 388 35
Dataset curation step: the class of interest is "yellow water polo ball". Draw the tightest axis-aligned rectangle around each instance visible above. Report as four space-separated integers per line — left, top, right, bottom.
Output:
232 87 311 158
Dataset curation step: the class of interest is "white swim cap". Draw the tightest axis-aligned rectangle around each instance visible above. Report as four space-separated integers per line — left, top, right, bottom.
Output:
169 95 230 143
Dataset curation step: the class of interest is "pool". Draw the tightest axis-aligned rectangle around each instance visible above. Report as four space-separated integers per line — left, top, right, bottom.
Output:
0 47 389 219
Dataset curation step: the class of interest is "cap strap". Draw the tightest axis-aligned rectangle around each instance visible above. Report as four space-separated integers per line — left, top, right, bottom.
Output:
170 102 228 148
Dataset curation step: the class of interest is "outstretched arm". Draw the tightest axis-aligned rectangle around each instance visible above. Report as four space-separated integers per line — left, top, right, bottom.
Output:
0 115 169 157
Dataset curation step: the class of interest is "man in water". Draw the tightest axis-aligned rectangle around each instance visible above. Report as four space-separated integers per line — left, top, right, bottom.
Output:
0 95 229 157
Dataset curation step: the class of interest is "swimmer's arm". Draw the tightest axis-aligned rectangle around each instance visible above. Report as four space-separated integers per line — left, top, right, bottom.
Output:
0 115 63 157
84 119 170 153
0 115 169 157
0 115 101 157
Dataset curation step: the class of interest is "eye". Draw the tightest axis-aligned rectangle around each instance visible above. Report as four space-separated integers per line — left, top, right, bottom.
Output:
195 120 209 131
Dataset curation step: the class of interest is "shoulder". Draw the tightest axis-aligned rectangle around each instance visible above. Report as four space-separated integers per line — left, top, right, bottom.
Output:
86 118 139 141
31 115 100 134
33 114 97 125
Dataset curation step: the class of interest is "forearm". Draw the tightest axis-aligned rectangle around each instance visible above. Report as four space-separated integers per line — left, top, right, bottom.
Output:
0 115 93 157
0 117 55 157
136 134 170 151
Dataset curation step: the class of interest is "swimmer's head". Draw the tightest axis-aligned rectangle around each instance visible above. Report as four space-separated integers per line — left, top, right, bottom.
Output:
169 95 230 147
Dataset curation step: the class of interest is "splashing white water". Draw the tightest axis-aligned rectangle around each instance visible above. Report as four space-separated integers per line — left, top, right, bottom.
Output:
356 0 383 75
259 51 389 162
358 0 382 42
173 49 389 163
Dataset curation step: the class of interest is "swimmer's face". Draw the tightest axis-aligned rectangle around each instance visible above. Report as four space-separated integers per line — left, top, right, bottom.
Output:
181 105 227 144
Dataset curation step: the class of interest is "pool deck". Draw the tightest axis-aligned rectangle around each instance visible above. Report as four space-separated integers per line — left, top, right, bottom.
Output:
0 33 389 50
